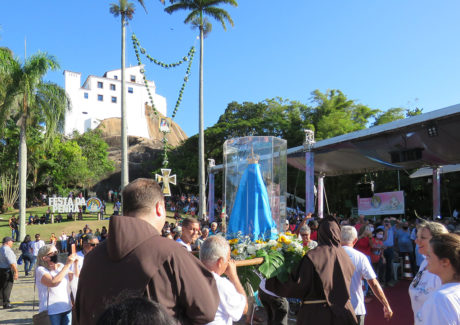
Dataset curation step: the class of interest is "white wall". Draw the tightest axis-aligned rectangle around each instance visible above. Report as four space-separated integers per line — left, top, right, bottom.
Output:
64 65 167 138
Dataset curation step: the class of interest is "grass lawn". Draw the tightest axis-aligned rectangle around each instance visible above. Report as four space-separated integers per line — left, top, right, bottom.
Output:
0 202 182 247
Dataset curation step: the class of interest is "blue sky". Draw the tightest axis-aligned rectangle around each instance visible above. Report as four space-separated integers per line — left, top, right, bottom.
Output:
1 0 460 137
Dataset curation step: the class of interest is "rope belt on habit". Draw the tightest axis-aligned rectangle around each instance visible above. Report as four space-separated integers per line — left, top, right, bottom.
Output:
303 299 327 304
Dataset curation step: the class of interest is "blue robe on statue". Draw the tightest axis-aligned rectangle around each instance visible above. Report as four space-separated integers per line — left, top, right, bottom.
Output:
228 163 278 240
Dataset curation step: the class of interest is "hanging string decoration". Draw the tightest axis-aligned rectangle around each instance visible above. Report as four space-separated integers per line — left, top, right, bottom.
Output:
131 33 195 119
131 33 195 170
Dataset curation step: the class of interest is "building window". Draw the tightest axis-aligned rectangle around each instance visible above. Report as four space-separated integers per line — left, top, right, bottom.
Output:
98 95 103 101
97 81 103 89
114 75 118 80
110 84 116 91
128 87 133 94
111 96 117 103
84 92 88 99
130 75 136 82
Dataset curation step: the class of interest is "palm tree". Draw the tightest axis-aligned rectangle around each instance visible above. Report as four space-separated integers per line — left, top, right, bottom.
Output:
165 0 237 219
110 0 139 192
109 0 164 193
0 49 69 240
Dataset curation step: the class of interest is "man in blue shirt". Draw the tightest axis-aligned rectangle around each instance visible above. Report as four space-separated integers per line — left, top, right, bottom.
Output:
0 237 18 309
395 221 416 275
382 218 396 286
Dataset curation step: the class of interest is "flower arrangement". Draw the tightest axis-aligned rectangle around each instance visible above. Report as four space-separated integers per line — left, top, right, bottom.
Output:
229 232 309 291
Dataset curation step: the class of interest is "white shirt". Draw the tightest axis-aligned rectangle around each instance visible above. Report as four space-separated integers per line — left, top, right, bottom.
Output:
409 259 442 320
343 246 376 316
70 251 85 273
207 272 246 325
176 238 192 252
32 240 45 256
69 251 84 299
36 265 72 315
59 234 67 242
416 282 460 325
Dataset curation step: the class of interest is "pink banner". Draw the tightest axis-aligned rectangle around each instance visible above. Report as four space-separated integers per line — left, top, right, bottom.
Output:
358 191 405 216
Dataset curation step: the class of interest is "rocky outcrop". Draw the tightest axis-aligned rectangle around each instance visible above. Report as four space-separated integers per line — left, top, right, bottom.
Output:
91 110 187 198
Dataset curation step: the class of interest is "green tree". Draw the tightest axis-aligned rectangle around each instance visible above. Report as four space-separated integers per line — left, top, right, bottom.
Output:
0 49 69 240
73 129 115 187
43 137 91 194
372 107 405 126
165 0 237 218
307 89 380 140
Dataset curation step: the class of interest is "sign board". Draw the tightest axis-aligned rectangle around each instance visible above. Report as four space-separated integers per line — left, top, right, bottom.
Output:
86 197 103 213
358 191 405 216
48 197 86 213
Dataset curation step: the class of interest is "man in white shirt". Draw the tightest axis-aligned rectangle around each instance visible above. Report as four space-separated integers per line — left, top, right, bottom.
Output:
176 218 200 252
200 235 247 324
31 234 45 269
59 232 68 253
73 234 99 272
70 234 99 298
341 226 393 325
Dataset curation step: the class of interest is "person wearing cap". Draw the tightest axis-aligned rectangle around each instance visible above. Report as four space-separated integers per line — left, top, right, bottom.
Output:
0 237 18 309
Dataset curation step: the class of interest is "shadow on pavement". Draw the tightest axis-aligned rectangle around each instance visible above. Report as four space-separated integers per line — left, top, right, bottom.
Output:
0 319 32 325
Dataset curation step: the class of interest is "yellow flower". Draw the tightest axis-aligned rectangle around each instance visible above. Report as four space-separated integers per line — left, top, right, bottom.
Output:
232 249 239 256
278 235 291 245
270 246 278 251
255 240 264 244
229 238 239 245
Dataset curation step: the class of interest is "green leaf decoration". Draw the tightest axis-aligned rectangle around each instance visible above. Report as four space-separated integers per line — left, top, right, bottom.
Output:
257 249 285 279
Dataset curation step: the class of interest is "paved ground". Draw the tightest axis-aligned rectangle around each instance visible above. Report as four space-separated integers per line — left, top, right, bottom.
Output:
0 268 36 324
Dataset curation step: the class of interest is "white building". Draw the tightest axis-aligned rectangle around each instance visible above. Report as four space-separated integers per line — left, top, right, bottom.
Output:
64 65 167 138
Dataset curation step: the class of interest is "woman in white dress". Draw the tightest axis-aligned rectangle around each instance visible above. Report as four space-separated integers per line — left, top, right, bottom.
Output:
416 233 460 324
408 221 447 322
35 244 79 325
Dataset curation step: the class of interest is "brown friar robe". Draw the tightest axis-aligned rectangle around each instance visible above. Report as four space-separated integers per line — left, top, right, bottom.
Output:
266 215 358 325
75 215 219 325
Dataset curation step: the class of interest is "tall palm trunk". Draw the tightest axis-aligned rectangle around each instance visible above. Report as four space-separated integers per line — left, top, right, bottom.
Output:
121 14 129 192
198 24 206 219
18 112 27 241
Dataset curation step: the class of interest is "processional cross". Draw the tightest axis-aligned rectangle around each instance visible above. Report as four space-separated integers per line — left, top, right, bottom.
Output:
155 169 177 196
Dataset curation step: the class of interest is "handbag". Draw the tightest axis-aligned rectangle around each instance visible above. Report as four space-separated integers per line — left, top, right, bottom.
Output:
33 310 51 325
17 255 23 265
33 270 51 325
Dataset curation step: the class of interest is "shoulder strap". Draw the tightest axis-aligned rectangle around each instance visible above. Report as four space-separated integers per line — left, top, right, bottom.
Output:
33 267 51 311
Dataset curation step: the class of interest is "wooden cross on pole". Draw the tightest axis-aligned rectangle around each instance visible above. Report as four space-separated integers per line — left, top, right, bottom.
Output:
155 169 177 196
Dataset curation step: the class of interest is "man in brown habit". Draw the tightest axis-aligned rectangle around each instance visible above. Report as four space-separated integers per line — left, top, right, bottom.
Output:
266 215 358 325
75 178 219 324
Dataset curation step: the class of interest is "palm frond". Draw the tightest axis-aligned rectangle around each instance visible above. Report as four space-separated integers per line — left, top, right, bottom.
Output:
205 0 237 8
34 82 70 145
203 7 234 30
183 10 201 24
109 3 121 17
165 2 196 14
190 17 212 38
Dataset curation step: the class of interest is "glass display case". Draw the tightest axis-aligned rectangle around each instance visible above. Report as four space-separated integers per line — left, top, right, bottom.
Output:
224 136 287 240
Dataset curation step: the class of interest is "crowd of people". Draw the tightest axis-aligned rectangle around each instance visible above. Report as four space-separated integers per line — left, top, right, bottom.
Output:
0 178 459 325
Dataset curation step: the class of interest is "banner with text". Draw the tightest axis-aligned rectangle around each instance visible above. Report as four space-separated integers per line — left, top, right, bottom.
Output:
358 191 405 216
49 197 86 213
